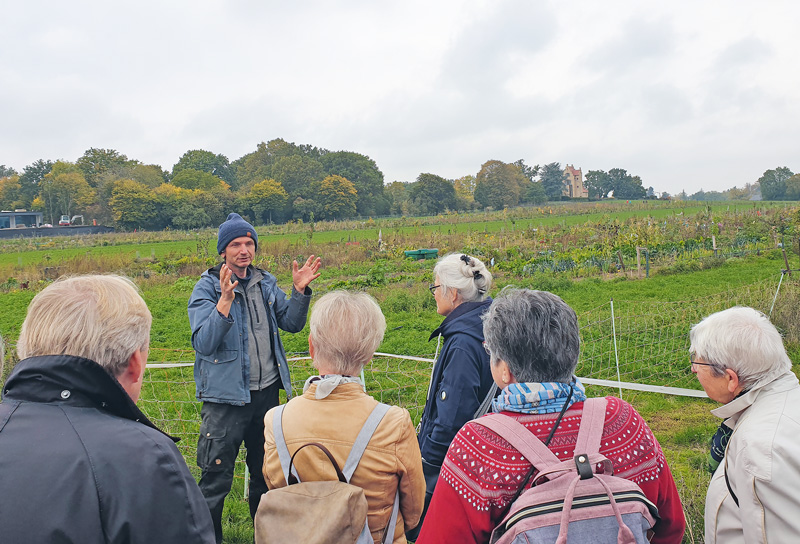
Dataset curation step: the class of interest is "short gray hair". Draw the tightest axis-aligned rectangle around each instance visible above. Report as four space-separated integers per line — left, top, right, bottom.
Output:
482 288 579 383
690 306 790 390
17 275 152 378
309 290 386 375
434 253 492 303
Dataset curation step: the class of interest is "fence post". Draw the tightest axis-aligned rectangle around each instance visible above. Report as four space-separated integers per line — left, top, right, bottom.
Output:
609 298 623 398
770 271 786 318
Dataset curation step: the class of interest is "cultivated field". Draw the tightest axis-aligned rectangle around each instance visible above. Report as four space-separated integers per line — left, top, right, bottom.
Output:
1 200 799 543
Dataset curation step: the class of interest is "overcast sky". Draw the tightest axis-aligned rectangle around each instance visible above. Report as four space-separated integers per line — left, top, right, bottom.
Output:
2 0 798 195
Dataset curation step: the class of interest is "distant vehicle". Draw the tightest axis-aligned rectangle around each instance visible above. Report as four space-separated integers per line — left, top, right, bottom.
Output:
58 215 70 226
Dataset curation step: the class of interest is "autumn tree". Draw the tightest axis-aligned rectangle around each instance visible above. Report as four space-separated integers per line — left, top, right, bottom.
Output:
453 175 477 209
0 175 23 210
109 179 158 230
320 151 387 215
314 175 357 220
245 178 289 224
38 162 96 224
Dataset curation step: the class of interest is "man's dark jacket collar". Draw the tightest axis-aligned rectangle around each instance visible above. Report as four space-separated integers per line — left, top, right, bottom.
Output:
3 355 177 442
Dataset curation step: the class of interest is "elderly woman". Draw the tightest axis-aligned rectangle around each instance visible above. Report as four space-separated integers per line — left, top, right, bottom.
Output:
416 288 685 544
690 306 800 543
411 254 494 535
262 291 425 543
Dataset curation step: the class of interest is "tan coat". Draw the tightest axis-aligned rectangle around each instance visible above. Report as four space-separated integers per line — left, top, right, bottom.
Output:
705 371 800 543
263 383 425 544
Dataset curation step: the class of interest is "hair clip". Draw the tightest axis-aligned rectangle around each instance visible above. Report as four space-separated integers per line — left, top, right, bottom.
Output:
460 254 471 265
473 270 482 280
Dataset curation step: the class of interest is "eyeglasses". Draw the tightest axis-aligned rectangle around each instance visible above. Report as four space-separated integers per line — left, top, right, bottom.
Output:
690 359 717 370
429 284 441 295
482 341 491 356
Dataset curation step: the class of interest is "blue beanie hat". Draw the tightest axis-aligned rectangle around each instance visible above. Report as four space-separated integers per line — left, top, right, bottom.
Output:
217 213 258 254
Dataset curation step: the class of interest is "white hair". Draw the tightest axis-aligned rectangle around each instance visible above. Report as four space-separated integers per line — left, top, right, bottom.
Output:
433 253 492 303
17 275 152 378
690 306 791 390
309 290 386 375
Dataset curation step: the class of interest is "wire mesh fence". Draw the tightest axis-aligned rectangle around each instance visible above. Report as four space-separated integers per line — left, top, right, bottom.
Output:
2 272 799 494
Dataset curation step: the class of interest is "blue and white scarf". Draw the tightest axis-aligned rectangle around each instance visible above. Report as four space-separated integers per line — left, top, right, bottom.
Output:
492 376 586 414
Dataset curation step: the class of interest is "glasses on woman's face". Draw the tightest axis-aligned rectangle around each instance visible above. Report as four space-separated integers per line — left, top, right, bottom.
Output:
429 284 441 295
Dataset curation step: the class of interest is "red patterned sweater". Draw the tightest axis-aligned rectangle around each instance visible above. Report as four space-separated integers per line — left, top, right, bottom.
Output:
416 396 685 544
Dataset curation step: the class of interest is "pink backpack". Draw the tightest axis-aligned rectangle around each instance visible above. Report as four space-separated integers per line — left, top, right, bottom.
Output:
473 398 659 544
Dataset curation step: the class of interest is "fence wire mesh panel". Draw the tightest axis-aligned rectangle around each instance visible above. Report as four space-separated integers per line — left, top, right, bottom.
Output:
575 276 789 392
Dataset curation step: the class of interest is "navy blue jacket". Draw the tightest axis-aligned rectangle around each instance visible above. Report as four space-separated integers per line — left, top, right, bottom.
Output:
417 298 495 485
0 355 215 544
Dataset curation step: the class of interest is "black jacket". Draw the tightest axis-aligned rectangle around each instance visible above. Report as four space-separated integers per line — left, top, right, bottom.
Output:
417 298 495 482
0 355 215 544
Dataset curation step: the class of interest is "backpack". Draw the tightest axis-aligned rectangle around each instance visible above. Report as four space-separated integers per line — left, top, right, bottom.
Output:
473 398 660 544
255 402 400 544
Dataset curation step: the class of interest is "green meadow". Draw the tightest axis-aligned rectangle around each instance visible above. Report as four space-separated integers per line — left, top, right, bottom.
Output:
1 200 799 543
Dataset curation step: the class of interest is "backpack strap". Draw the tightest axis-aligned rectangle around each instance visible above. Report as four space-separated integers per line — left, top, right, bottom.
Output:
273 405 299 483
573 397 608 456
473 383 499 419
342 402 391 481
340 402 399 544
473 414 562 471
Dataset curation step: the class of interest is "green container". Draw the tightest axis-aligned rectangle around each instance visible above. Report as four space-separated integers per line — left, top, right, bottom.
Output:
404 248 439 260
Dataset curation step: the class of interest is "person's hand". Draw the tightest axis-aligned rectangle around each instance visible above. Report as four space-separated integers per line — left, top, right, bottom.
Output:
216 264 238 316
292 255 322 292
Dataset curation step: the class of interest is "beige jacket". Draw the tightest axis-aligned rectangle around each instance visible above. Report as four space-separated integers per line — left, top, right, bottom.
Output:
263 383 425 544
705 371 800 543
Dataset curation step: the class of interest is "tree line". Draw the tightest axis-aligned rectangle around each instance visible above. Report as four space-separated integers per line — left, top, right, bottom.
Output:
2 139 651 230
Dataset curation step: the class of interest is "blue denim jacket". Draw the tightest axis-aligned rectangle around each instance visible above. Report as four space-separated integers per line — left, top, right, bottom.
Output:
188 264 312 406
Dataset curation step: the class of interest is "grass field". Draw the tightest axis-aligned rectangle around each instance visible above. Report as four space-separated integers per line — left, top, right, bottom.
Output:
1 200 799 543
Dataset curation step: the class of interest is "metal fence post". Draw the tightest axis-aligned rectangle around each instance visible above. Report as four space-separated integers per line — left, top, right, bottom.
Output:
610 298 623 398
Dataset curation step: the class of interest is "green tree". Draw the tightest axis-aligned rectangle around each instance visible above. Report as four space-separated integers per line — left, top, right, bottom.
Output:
408 173 456 215
109 180 158 230
270 155 326 199
785 174 800 201
171 168 229 191
18 159 54 207
608 169 646 199
314 175 358 220
320 151 387 216
234 138 327 188
0 165 18 177
540 162 567 200
246 178 289 224
76 148 136 187
585 170 612 199
385 181 409 215
172 149 235 187
474 160 527 208
757 167 794 200
526 181 548 204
